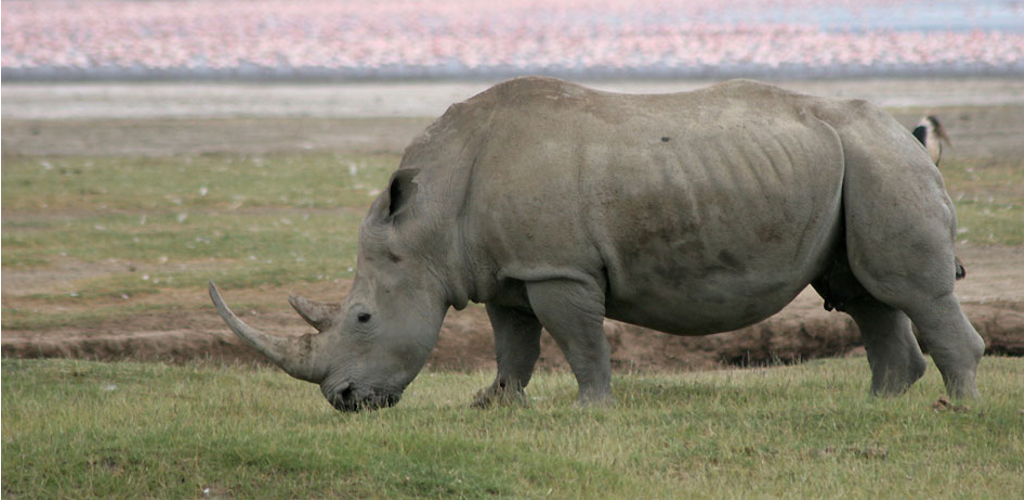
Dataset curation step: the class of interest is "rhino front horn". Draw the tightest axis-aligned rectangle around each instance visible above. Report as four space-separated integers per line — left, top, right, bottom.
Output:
208 281 327 383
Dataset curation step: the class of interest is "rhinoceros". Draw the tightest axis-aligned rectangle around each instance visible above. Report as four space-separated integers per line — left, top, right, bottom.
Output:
210 77 984 411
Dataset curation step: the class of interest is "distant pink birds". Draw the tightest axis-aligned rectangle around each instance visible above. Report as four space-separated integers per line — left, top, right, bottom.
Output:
3 1 1022 77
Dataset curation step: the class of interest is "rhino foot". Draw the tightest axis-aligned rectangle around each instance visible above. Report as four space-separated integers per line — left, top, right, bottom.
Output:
471 382 530 409
573 390 614 408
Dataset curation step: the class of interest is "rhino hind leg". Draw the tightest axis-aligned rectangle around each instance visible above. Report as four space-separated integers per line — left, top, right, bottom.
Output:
812 259 927 396
472 304 543 408
839 130 984 399
525 278 613 406
842 215 984 400
845 300 927 396
898 295 983 400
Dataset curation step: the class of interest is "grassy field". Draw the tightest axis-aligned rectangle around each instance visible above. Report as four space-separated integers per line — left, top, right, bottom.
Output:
2 151 397 332
3 357 1023 498
3 104 1022 498
2 151 397 279
940 157 1024 246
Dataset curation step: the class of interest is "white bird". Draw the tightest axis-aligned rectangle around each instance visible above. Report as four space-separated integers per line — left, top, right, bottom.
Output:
911 115 952 166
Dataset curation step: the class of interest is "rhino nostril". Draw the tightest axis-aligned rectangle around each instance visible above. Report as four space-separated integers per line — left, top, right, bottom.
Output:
325 382 399 412
327 383 359 412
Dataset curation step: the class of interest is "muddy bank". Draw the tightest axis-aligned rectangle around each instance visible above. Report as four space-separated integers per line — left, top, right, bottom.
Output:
4 252 1022 371
2 296 1021 372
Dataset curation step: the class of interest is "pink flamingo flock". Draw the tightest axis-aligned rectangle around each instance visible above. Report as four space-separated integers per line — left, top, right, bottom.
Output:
3 0 1023 79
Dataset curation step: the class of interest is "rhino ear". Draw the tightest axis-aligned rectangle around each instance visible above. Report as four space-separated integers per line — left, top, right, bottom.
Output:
379 168 420 221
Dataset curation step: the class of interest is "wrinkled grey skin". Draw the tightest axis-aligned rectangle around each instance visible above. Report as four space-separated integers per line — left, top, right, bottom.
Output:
210 77 984 411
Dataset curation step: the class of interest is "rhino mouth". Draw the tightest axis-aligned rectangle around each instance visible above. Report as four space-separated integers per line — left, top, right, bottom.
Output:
327 384 402 412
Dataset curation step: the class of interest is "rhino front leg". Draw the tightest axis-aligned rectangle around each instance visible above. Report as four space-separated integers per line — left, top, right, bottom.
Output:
903 294 984 400
525 279 612 406
472 304 543 408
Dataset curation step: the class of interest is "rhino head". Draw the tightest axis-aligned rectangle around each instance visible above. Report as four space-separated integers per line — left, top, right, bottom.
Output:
210 168 452 412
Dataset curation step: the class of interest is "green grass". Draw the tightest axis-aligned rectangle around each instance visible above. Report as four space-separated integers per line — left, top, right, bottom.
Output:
1 152 397 213
2 151 398 330
1 152 395 267
3 357 1022 498
3 210 362 269
942 157 1024 246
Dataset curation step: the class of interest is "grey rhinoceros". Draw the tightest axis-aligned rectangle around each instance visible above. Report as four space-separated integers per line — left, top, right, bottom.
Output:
210 77 984 411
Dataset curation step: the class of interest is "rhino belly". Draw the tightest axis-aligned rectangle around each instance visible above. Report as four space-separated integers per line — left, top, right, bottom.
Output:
603 269 816 336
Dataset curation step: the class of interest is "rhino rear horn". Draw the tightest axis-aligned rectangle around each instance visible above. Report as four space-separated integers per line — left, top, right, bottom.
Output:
288 295 342 332
209 281 327 383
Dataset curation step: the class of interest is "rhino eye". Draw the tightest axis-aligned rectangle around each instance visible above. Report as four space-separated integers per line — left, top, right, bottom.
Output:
357 313 372 323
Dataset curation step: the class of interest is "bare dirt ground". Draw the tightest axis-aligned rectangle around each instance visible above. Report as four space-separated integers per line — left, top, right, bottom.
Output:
3 79 1023 371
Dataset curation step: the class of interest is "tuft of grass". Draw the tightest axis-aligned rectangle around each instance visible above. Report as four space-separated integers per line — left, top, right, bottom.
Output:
3 357 1023 498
